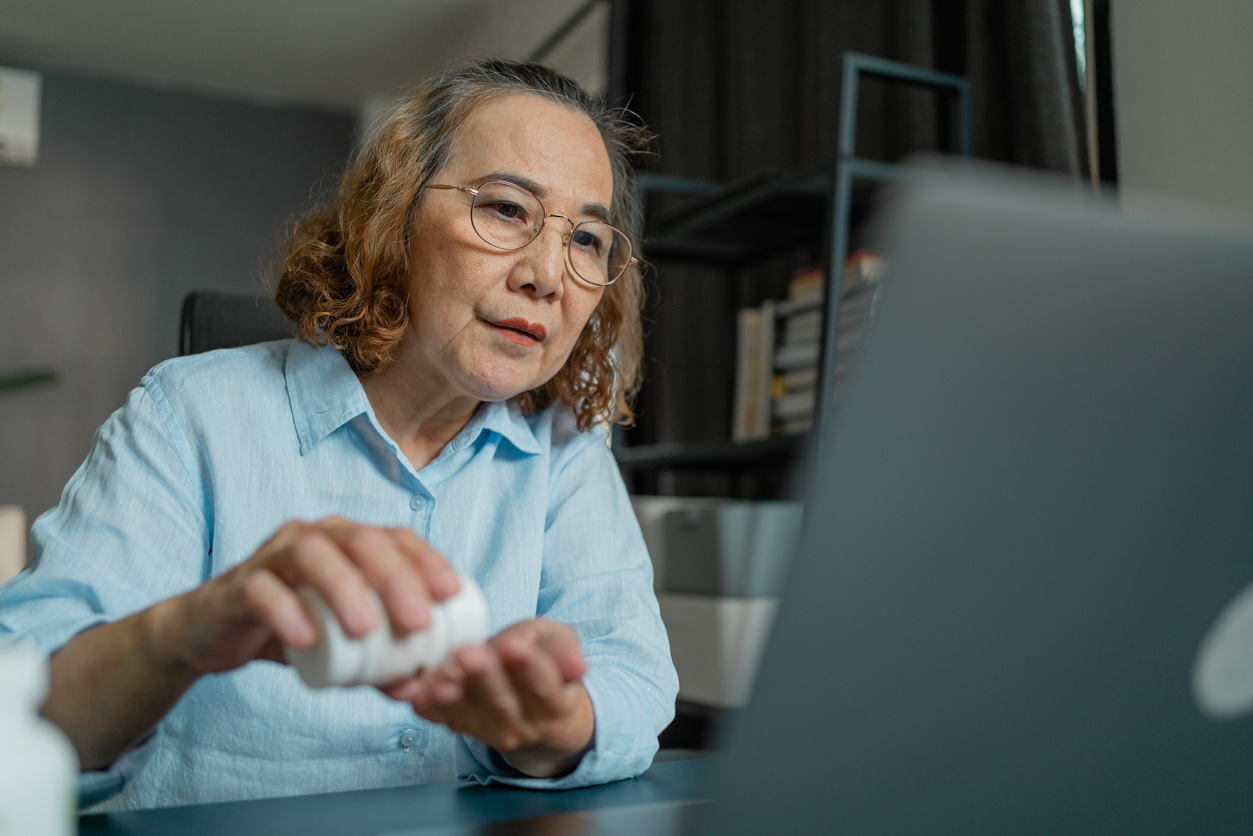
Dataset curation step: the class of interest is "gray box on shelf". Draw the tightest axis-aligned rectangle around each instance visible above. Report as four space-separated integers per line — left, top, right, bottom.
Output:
631 497 803 707
629 496 728 592
661 502 802 597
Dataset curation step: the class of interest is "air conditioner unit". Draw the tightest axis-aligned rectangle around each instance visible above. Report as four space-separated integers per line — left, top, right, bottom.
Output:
0 67 41 167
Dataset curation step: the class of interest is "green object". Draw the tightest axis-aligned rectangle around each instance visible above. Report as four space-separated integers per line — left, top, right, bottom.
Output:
0 368 58 393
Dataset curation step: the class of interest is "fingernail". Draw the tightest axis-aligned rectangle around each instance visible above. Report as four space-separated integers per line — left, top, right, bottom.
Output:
351 601 377 634
402 598 430 630
294 619 319 648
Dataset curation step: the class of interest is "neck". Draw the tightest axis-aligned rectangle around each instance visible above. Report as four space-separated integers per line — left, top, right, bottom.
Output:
358 337 482 473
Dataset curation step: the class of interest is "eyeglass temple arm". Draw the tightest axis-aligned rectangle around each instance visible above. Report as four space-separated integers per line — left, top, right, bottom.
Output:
424 184 477 194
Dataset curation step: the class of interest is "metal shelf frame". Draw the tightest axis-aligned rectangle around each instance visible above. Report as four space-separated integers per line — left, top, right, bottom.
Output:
817 53 971 442
618 54 970 477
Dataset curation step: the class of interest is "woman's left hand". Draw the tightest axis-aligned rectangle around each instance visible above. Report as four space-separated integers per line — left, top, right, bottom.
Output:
380 618 595 778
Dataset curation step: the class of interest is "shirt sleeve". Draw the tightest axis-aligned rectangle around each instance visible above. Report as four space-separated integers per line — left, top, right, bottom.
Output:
0 374 210 802
457 421 679 789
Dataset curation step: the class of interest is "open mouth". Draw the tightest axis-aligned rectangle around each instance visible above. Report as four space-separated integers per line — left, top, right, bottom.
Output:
490 317 547 346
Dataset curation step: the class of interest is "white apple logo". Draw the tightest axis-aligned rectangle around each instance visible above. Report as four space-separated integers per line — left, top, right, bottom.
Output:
1194 579 1253 720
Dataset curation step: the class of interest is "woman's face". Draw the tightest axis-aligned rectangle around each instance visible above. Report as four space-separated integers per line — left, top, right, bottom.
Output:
404 93 614 403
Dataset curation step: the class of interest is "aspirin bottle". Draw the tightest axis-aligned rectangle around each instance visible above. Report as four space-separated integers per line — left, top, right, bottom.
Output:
286 573 490 688
0 645 79 836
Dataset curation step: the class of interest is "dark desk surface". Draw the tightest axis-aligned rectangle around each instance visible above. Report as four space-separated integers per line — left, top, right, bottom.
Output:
79 755 713 836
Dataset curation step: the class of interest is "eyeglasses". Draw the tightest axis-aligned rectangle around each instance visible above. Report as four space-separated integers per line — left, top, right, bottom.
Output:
424 180 637 286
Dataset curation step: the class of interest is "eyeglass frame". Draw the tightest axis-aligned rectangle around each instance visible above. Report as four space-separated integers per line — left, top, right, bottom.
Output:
423 180 638 286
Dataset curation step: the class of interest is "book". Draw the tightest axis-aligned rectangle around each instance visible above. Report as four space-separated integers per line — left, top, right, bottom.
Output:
780 417 814 436
788 264 825 302
732 302 775 443
772 387 816 420
782 368 817 389
774 340 820 370
782 309 822 345
752 300 776 440
732 307 761 443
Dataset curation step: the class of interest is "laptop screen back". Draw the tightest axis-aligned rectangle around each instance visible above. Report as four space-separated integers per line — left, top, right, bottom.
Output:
705 174 1253 834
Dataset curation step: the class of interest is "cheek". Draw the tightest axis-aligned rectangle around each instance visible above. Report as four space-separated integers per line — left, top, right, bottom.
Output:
550 289 605 362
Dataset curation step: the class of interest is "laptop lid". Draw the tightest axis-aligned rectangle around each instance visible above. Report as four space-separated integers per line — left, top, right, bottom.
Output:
705 172 1253 833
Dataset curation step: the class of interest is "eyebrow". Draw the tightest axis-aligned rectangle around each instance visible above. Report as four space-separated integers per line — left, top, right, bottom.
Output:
476 170 612 223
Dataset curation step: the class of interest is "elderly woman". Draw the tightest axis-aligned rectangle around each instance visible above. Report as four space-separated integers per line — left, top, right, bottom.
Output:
0 59 677 810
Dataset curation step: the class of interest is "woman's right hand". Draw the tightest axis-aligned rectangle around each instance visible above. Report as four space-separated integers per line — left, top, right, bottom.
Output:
145 517 461 676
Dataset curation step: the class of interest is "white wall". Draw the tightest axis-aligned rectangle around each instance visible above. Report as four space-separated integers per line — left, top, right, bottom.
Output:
0 72 351 523
355 0 609 142
1111 0 1253 212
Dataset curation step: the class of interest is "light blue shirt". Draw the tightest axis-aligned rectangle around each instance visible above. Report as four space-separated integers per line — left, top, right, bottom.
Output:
0 339 677 810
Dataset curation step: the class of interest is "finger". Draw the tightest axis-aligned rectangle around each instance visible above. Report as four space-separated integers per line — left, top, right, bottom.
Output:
426 662 466 705
406 668 465 728
331 526 432 634
379 675 425 703
457 644 525 731
391 528 460 601
241 569 318 648
534 622 587 683
280 530 377 637
498 633 571 719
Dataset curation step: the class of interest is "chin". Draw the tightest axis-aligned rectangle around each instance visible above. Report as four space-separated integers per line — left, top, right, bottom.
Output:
462 363 547 403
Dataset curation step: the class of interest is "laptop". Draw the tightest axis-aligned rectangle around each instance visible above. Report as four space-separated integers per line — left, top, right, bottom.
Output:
703 170 1253 833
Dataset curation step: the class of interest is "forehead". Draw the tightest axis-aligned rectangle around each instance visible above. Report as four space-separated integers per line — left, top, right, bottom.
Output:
442 93 614 207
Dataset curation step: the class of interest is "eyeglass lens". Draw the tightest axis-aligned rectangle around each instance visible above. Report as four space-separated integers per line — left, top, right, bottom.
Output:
469 181 631 285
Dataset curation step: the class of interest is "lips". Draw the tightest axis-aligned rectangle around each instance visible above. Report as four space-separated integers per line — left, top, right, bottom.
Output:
490 317 547 344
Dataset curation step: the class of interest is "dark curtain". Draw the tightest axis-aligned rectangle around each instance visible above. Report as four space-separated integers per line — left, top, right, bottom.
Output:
621 0 1088 495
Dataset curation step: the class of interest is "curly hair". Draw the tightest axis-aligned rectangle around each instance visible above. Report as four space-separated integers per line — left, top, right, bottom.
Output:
275 59 650 430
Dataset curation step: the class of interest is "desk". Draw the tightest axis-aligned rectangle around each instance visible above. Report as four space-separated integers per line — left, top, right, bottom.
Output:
79 755 713 836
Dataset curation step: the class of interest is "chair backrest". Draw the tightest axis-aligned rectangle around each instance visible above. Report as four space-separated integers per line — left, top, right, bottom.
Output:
178 290 297 356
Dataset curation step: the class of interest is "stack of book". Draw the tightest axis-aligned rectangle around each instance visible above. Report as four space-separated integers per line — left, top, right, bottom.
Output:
732 253 885 442
770 265 825 436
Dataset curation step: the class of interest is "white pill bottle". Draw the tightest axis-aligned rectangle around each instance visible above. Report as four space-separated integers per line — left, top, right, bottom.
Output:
0 645 79 836
286 573 490 688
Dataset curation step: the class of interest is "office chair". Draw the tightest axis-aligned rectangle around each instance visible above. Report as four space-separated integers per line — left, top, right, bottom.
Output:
178 290 297 356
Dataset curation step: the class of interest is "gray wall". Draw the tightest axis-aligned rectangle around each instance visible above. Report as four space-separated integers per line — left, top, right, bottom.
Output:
0 71 353 522
1111 0 1253 212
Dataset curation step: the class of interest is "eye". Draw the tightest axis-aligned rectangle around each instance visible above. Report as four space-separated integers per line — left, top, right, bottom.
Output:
571 227 606 254
484 201 527 222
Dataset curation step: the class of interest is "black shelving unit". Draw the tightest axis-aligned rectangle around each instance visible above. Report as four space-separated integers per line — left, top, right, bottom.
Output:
614 435 803 473
616 54 971 493
613 169 827 492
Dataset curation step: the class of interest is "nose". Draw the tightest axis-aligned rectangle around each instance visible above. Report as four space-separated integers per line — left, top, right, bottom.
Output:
507 219 568 300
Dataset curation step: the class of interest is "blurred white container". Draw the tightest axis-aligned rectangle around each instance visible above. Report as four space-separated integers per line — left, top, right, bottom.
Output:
632 498 803 708
658 593 779 708
0 645 79 835
286 574 490 688
0 506 25 585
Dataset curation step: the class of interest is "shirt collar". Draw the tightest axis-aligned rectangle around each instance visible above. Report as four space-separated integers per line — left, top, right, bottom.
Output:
285 340 372 455
477 399 543 456
284 340 543 457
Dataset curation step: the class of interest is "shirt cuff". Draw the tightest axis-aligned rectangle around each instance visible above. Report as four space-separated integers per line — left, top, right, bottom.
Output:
0 613 110 658
455 664 662 790
78 732 158 810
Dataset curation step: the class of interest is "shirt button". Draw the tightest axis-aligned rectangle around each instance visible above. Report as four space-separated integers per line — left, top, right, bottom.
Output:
409 494 423 511
399 728 418 752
